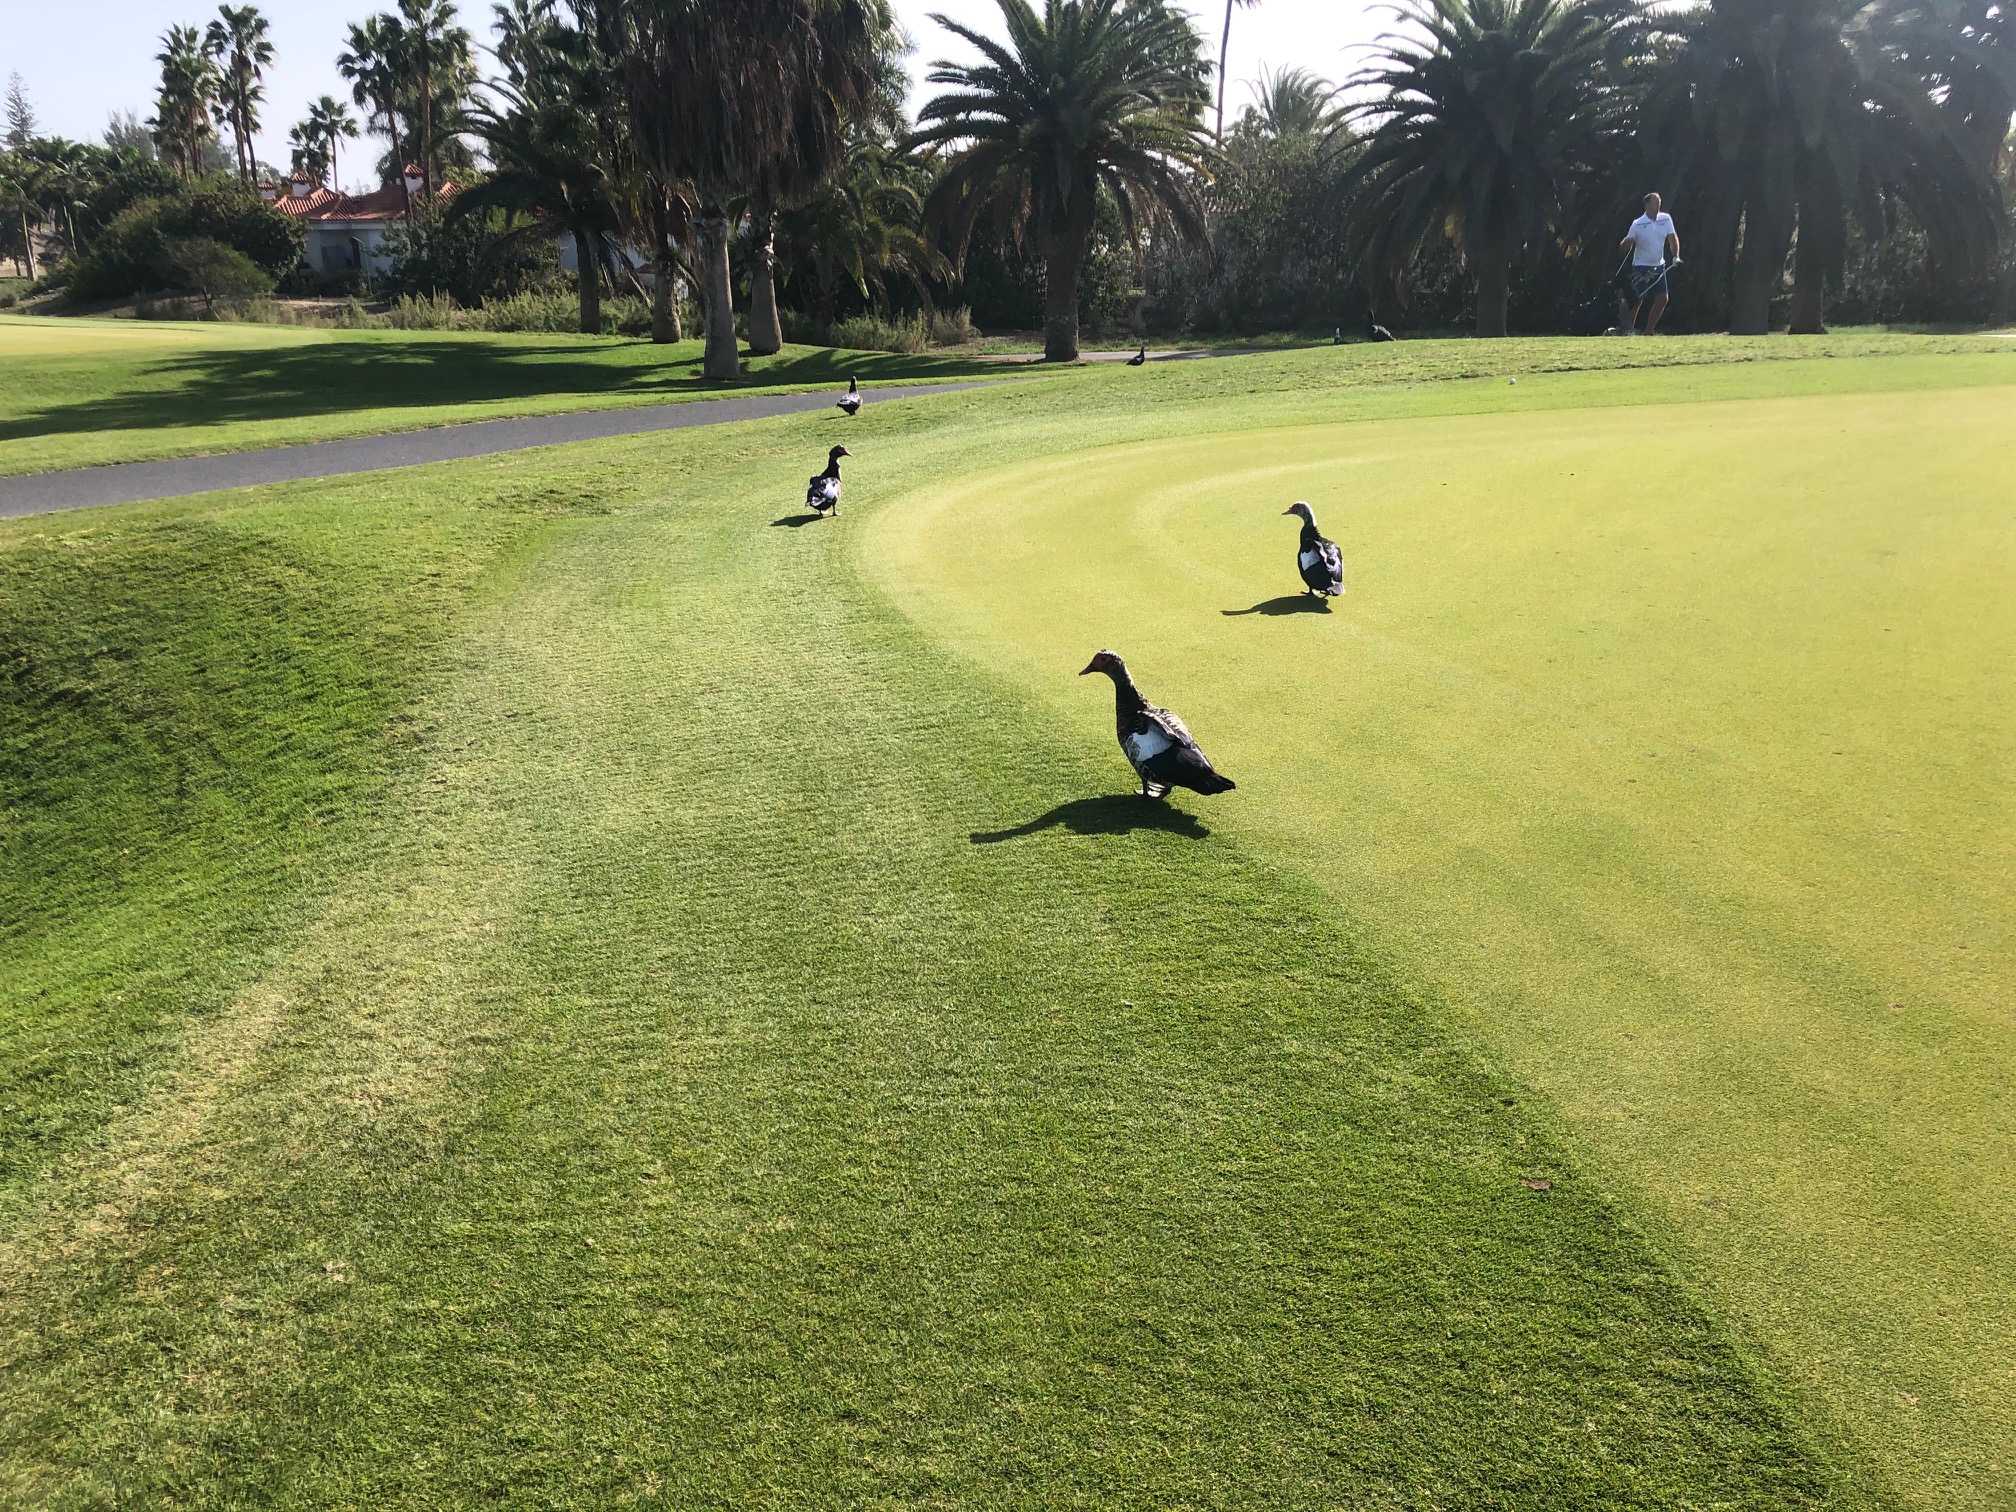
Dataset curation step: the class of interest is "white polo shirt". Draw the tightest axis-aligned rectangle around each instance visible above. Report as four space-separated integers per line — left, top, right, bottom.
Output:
1627 211 1676 266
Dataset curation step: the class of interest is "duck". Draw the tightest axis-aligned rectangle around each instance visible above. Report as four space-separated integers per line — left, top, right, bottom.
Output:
1079 650 1236 799
1284 500 1344 598
1125 343 1147 366
1366 311 1396 342
805 445 849 516
1333 325 1344 345
837 375 862 416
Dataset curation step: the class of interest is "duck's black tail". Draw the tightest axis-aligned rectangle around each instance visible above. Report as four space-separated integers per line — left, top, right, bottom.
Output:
1187 771 1237 795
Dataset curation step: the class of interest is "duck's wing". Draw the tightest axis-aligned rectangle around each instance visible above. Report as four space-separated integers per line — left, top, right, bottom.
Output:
1130 704 1233 791
1316 536 1344 587
807 474 841 507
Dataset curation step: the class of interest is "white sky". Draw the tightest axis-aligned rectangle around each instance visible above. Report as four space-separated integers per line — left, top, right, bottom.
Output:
4 0 1384 193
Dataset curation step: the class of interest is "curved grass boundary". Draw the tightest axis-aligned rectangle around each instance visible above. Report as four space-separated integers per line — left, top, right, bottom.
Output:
0 370 1873 1505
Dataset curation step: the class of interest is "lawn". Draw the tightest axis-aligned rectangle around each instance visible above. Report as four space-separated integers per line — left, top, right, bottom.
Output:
1 332 2010 1507
0 314 1001 477
0 314 2004 479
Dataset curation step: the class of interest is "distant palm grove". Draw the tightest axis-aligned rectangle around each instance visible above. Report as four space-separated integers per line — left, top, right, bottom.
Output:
2 0 2012 363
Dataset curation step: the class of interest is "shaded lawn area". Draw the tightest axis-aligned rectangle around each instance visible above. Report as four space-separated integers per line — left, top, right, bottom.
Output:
0 317 1005 476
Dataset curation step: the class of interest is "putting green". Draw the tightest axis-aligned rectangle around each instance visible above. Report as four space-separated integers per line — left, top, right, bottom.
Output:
869 379 2016 1505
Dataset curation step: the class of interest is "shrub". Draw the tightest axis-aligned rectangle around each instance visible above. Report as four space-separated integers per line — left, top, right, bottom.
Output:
829 310 930 353
382 199 560 305
164 237 272 314
928 306 977 345
66 185 304 302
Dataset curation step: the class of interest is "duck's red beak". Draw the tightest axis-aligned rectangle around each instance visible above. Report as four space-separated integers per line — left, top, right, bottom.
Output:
1078 659 1100 676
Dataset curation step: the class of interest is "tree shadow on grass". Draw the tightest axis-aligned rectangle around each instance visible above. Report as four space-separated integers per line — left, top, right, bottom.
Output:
0 338 1005 445
971 794 1210 844
1222 594 1331 616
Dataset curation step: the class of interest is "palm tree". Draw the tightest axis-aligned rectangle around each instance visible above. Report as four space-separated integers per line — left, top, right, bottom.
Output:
776 132 947 326
1215 0 1262 135
1244 64 1343 136
151 25 220 177
396 0 474 193
744 2 890 354
288 123 330 183
0 158 39 278
456 81 626 332
912 0 1215 362
338 16 407 187
1652 0 2001 333
303 95 361 189
204 5 274 183
1340 0 1639 338
599 0 887 380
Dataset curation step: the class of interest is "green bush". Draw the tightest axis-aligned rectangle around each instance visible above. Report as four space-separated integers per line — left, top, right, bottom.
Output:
164 237 273 313
66 184 304 302
829 310 930 353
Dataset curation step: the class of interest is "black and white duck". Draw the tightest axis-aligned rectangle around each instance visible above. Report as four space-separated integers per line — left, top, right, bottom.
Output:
806 445 849 516
837 376 862 416
1079 650 1236 799
1366 311 1396 343
1284 500 1344 598
1125 343 1147 366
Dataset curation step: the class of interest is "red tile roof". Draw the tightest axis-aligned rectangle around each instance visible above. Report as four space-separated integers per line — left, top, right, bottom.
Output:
274 180 461 223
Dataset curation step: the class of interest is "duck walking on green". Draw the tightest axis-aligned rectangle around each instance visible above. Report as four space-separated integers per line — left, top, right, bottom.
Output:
837 376 862 416
1284 500 1344 599
806 445 849 516
1079 650 1236 799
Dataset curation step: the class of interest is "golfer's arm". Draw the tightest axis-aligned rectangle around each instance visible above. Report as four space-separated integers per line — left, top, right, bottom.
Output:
1666 230 1681 262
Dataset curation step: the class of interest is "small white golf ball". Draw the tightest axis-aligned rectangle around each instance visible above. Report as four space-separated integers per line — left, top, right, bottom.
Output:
1509 377 1517 385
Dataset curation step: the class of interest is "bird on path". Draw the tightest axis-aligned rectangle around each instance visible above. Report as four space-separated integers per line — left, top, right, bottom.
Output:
837 376 862 416
1126 343 1147 366
1079 650 1236 800
806 445 849 516
1366 311 1396 342
1284 500 1344 599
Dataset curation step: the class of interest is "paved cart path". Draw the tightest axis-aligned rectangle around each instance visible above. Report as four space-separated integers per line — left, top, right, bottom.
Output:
0 382 990 519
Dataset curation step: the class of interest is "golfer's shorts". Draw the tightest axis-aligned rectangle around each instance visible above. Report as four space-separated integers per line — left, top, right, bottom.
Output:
1629 264 1669 301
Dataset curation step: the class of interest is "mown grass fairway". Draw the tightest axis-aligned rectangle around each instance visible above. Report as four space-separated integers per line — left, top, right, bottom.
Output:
2 335 2009 1508
872 361 2016 1506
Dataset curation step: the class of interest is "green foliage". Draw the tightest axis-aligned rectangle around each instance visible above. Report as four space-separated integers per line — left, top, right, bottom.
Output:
75 154 182 243
164 235 271 311
382 198 559 304
913 0 1214 359
65 180 303 302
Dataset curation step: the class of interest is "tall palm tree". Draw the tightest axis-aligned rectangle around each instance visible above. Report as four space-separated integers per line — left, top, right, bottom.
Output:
456 80 626 332
1215 0 1262 135
204 5 274 183
744 0 889 354
338 16 407 187
151 25 220 177
599 0 886 380
1652 0 2001 333
396 0 474 193
288 123 330 183
304 95 361 189
1340 0 1640 338
912 0 1215 362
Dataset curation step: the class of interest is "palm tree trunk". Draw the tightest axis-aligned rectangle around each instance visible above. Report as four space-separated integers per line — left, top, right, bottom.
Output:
698 207 740 381
574 228 602 334
20 211 35 282
746 193 782 356
1042 242 1086 362
1473 236 1510 339
1730 200 1794 335
1216 0 1235 136
651 249 682 343
1787 220 1829 335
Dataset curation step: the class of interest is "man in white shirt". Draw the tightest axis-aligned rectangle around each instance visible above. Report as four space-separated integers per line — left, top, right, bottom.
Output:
1619 192 1680 333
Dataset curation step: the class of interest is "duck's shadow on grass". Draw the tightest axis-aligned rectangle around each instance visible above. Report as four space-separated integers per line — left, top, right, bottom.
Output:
971 794 1209 844
770 513 827 528
1223 594 1330 616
